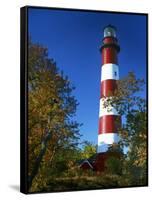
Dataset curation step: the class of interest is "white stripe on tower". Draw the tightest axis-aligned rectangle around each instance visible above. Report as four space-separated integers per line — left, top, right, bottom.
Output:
98 133 120 144
98 133 120 152
101 63 119 81
99 98 118 117
98 25 121 153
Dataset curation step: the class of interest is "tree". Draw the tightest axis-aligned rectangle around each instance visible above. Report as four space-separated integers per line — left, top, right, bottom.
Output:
81 141 97 159
103 72 147 185
105 156 122 175
28 39 81 192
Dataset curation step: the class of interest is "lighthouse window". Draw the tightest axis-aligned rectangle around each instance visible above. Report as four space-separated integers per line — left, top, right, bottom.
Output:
107 31 111 36
114 71 117 76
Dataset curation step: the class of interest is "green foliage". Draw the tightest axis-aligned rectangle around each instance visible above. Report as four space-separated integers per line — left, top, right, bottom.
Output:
105 156 122 175
81 141 97 159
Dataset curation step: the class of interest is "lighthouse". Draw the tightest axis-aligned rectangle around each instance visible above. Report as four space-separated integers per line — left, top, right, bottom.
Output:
98 25 121 154
80 25 121 172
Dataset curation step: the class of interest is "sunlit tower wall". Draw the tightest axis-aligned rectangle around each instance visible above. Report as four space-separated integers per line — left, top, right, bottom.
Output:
98 25 121 154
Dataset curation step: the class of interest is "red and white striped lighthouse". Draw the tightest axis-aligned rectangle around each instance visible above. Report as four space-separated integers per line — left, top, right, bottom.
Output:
98 25 121 154
80 25 121 172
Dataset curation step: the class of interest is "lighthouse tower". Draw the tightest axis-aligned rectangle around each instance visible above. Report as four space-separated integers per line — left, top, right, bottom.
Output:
98 25 121 154
80 25 121 172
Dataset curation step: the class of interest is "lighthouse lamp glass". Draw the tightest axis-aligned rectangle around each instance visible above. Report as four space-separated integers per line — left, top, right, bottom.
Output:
104 27 116 38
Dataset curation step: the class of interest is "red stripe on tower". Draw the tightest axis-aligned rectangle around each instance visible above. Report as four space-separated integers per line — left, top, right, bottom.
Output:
100 79 117 98
98 25 121 153
98 115 121 134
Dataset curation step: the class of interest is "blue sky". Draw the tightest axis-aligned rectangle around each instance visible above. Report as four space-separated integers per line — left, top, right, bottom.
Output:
28 8 147 145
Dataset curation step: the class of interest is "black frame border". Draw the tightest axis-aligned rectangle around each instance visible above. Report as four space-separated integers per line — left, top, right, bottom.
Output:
20 6 28 194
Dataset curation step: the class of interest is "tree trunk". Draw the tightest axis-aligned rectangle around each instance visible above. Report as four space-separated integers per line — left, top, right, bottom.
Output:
28 131 51 191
